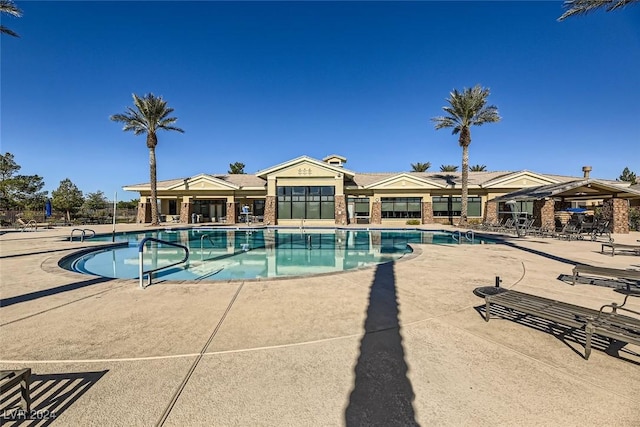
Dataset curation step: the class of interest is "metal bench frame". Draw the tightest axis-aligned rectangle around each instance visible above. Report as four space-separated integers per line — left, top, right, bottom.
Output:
572 264 640 286
484 290 640 360
601 243 640 256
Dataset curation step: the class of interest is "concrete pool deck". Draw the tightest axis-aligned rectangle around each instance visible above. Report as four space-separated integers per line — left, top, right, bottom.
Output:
1 224 639 426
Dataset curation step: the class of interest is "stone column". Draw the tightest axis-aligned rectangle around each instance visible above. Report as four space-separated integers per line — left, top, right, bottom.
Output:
533 199 555 230
484 201 498 225
179 201 192 224
264 196 276 226
136 200 151 224
421 201 433 224
226 202 237 225
371 200 382 224
334 195 347 225
604 198 629 234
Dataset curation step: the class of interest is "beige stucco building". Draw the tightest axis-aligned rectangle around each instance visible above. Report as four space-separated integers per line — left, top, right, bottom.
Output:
123 155 640 233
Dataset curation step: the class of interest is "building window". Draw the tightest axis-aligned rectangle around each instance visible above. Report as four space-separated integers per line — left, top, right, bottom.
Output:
433 196 482 217
348 197 370 216
277 186 335 219
253 200 265 216
380 197 422 219
168 200 177 215
499 201 533 217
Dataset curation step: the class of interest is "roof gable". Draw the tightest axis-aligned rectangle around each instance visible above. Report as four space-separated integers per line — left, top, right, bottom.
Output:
167 174 239 191
482 170 560 189
256 156 354 179
364 173 447 190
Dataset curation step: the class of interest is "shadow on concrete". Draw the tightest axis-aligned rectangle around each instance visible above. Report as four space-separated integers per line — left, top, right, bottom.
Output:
0 370 108 425
0 277 114 308
345 261 419 426
501 241 579 265
557 274 639 291
475 304 640 365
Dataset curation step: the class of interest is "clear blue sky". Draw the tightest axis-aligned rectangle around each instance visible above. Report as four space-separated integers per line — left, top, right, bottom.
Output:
2 1 639 201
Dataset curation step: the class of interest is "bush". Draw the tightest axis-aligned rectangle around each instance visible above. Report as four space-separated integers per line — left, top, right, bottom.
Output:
630 206 640 231
406 219 421 225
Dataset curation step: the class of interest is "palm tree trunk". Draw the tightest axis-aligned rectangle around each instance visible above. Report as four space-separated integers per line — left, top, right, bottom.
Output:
148 144 159 226
460 141 470 226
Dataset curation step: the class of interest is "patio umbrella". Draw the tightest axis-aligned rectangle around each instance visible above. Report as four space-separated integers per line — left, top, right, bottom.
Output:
45 199 52 218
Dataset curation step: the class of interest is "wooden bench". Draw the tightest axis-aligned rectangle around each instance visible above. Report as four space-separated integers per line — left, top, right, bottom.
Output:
601 243 640 256
484 290 640 360
572 264 640 286
0 369 31 412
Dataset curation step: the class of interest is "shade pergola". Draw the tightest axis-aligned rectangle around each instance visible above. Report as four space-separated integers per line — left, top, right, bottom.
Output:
489 179 640 234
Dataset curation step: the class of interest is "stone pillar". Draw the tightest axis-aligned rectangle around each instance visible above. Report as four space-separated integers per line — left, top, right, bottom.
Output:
334 195 347 225
371 200 382 224
604 198 629 234
264 196 276 226
533 199 555 230
179 201 192 224
484 201 498 224
136 200 151 224
421 201 433 224
226 202 237 225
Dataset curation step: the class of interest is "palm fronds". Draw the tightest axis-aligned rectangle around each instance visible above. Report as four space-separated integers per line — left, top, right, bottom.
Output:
558 0 638 21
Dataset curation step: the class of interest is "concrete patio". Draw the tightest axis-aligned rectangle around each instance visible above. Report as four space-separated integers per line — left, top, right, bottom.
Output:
1 224 639 426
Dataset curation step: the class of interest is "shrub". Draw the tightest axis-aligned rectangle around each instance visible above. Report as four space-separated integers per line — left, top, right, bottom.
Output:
406 219 421 225
630 206 640 231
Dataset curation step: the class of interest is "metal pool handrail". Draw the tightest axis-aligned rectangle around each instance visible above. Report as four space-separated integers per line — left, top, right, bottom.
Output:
200 234 216 260
70 228 95 242
452 230 475 244
138 237 189 289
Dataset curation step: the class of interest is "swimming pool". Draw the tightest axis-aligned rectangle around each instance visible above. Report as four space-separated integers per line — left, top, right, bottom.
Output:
60 228 488 282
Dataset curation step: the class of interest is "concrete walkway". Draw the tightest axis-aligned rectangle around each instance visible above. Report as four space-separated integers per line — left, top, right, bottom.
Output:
1 224 639 426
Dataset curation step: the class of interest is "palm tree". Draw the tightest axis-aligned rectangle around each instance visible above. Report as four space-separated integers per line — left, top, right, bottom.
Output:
470 164 487 172
110 93 184 225
228 162 246 174
439 165 459 172
411 162 431 172
432 85 501 225
558 0 638 21
1 0 22 37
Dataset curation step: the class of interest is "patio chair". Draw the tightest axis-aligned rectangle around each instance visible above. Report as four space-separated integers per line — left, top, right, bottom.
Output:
557 222 582 240
15 218 37 232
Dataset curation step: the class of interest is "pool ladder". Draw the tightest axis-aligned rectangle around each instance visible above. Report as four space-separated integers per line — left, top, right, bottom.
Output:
70 228 95 242
138 237 189 289
452 230 475 244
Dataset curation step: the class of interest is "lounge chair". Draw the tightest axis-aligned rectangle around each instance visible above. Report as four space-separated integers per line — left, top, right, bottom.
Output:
15 218 37 232
483 290 640 360
0 369 31 412
557 222 582 240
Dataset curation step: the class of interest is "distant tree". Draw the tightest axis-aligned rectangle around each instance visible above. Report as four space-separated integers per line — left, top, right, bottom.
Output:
52 178 84 222
84 191 109 211
110 93 184 225
411 162 431 172
470 164 487 172
439 165 459 172
228 162 246 174
558 0 638 21
117 199 139 210
432 85 501 225
619 167 637 184
0 152 47 210
0 0 22 37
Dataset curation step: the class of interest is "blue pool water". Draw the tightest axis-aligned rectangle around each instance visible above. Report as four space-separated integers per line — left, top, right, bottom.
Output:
61 228 489 282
